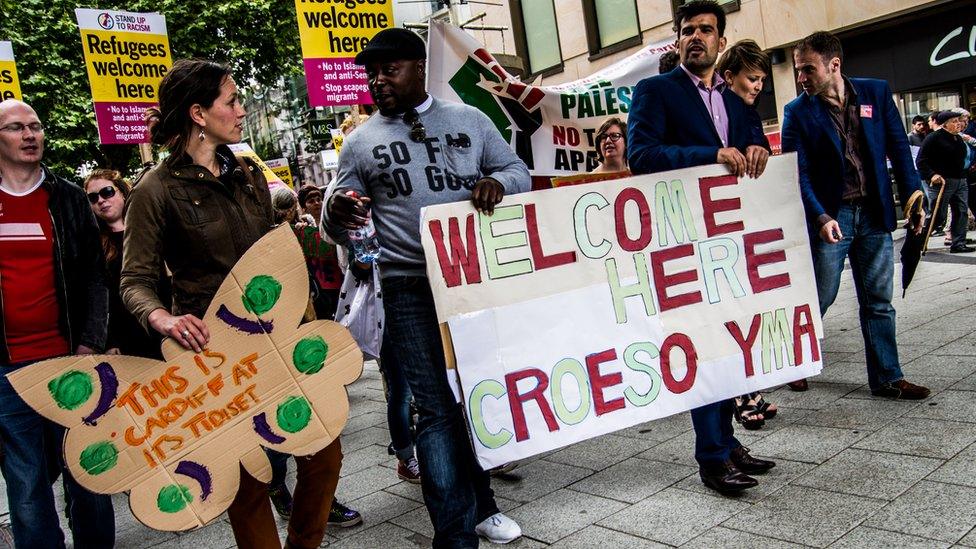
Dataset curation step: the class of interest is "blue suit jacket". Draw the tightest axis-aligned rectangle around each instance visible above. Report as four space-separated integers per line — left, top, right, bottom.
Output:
781 77 921 231
627 67 768 174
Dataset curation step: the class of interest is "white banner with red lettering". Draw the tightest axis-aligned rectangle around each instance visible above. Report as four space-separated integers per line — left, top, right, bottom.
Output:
420 154 822 468
427 21 673 176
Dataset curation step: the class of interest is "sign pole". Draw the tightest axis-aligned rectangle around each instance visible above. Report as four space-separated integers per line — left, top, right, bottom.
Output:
138 143 153 165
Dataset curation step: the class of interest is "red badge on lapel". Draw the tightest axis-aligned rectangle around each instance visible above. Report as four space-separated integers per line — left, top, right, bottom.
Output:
860 105 873 118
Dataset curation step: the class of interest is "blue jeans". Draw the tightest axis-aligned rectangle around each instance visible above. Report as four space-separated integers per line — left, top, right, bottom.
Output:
380 277 498 548
0 363 115 548
811 203 903 390
380 353 415 462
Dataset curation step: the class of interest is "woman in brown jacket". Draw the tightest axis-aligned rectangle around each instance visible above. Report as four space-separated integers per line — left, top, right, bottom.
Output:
120 59 343 549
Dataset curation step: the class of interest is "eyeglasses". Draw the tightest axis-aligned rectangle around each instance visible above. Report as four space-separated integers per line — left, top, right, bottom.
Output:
403 109 426 143
0 122 44 134
86 185 117 204
603 132 624 143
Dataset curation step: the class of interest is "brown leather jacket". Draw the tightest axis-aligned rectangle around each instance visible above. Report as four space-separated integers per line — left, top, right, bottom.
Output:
121 148 274 328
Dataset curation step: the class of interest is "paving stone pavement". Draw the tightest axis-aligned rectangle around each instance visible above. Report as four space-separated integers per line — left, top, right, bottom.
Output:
3 237 976 548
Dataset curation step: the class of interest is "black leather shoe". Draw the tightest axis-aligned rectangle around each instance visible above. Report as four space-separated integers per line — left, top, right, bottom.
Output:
950 245 975 253
730 446 776 475
699 460 758 494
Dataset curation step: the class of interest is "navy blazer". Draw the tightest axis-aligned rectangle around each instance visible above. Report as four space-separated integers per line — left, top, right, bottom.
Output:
628 67 768 174
781 77 921 232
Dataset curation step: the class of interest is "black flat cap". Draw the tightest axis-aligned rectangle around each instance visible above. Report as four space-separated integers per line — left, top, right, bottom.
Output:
935 110 960 125
354 28 426 65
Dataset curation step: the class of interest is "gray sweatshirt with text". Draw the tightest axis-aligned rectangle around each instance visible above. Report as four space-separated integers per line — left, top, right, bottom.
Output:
323 97 530 278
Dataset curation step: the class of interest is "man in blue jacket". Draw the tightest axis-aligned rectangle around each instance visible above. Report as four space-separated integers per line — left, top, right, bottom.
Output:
782 31 929 400
628 0 775 496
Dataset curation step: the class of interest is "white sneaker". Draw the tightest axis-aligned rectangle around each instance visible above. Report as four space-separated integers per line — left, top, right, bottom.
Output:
488 462 519 476
475 512 522 544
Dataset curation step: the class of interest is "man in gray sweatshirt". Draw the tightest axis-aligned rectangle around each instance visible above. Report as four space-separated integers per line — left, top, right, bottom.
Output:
323 28 529 548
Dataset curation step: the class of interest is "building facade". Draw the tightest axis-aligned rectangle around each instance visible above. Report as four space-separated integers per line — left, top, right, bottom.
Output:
464 0 974 133
242 75 351 188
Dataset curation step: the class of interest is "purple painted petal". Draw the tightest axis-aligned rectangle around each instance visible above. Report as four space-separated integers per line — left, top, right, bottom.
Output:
253 413 286 444
83 362 118 426
216 305 273 335
175 460 213 501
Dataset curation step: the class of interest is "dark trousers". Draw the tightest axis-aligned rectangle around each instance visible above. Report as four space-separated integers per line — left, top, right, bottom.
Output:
934 178 969 248
381 276 499 548
691 400 741 466
267 448 289 489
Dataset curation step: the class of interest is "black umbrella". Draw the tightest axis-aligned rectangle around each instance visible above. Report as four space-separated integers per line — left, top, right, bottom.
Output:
900 189 930 298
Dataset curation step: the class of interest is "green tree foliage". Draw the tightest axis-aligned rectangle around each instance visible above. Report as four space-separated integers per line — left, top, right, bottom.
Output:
0 0 302 177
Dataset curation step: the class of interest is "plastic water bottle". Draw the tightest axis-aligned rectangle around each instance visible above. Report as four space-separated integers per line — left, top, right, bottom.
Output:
347 192 381 264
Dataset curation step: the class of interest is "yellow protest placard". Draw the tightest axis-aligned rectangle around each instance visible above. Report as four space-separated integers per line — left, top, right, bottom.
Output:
294 0 393 106
227 144 287 189
265 158 294 188
0 41 22 101
331 128 344 157
75 9 172 144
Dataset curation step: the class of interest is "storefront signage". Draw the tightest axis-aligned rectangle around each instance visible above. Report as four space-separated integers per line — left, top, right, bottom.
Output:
930 25 976 67
842 5 976 93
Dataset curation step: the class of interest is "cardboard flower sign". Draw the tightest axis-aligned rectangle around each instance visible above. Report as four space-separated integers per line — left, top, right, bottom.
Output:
8 225 363 531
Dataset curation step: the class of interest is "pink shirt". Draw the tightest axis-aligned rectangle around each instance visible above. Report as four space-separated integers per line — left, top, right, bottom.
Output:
680 64 729 147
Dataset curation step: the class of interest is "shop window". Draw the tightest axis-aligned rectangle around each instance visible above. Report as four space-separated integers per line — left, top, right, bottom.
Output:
510 0 563 77
902 90 962 130
582 0 642 60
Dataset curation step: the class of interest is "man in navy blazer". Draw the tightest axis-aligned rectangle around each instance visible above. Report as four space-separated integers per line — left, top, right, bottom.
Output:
628 0 775 496
782 31 930 400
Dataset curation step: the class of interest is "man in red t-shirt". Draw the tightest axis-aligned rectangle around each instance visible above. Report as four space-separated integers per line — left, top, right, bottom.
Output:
0 99 114 548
